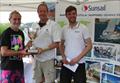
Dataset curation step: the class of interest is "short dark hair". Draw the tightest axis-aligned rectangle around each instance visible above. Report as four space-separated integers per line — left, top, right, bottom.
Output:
37 2 48 12
65 6 77 15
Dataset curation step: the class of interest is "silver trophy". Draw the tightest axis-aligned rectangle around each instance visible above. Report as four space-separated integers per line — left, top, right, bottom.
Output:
27 26 39 54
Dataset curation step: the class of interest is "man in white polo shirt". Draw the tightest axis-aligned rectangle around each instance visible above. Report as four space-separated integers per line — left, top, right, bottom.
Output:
59 6 92 83
29 2 61 83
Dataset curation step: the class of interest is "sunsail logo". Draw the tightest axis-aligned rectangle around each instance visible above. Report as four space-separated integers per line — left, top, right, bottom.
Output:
82 4 106 12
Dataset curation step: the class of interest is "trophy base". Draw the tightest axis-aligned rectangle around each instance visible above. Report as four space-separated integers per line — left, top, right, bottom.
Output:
27 49 38 54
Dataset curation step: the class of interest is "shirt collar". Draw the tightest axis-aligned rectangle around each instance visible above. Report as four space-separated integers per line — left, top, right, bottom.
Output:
39 19 51 27
46 19 51 25
68 22 80 29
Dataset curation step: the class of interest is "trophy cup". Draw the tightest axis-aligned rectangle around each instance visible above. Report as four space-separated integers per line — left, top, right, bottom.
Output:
27 27 39 54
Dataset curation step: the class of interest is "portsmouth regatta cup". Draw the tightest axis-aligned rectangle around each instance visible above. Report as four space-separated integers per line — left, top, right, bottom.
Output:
27 27 38 54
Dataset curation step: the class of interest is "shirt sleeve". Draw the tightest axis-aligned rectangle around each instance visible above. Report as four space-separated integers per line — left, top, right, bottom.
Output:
52 22 62 42
81 24 91 40
1 30 10 47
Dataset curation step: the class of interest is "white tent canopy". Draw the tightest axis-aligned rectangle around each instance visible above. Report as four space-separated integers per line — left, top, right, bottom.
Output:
0 0 110 11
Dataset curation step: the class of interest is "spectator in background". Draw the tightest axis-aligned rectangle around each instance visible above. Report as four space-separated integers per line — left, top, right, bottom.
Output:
59 5 92 83
0 10 29 83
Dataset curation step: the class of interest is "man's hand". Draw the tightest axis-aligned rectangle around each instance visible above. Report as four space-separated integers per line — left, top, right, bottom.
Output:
37 48 43 54
18 50 30 57
25 40 32 50
62 57 69 64
69 56 80 65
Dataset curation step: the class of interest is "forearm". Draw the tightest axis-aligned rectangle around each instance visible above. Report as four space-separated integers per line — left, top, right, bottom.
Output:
48 42 59 49
1 49 20 56
1 46 24 56
78 45 92 60
0 51 1 56
59 42 65 58
78 39 92 60
42 42 59 52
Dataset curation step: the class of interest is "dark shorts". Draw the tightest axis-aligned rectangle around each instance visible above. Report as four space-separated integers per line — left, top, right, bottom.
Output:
0 70 25 83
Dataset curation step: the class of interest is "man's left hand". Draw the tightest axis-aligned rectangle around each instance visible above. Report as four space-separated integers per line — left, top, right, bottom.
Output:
69 56 80 65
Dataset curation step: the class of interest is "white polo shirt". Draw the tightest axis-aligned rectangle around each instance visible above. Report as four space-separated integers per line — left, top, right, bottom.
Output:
62 23 90 63
31 19 61 62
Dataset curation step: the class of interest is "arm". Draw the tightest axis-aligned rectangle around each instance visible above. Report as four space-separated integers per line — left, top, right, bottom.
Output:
38 22 61 53
59 40 65 58
1 46 28 57
37 42 59 53
44 42 59 51
0 47 1 56
59 40 69 64
70 38 92 65
78 38 92 59
25 40 32 50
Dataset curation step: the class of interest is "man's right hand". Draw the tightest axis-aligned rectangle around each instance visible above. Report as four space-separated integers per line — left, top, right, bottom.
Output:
18 50 30 57
37 48 43 54
62 57 69 64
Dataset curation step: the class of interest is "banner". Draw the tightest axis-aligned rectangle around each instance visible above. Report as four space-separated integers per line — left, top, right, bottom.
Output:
56 0 120 83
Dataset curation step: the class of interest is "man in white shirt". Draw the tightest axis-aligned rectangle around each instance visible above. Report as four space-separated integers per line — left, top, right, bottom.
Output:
59 5 92 83
29 2 61 83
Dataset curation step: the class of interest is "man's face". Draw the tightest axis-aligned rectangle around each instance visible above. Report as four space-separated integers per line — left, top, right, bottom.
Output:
9 14 21 28
66 10 77 23
37 5 48 20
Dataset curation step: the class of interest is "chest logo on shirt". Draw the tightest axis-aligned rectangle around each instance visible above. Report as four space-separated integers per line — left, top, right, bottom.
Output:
10 35 23 60
11 35 23 51
74 30 80 33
